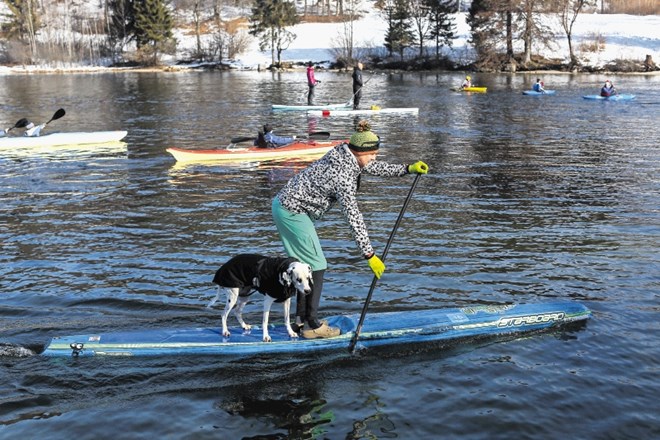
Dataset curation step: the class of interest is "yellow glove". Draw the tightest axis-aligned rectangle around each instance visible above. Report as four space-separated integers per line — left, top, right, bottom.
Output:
408 161 429 174
367 254 385 279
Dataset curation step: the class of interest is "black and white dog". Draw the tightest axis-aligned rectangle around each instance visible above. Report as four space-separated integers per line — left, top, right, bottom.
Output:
208 254 313 342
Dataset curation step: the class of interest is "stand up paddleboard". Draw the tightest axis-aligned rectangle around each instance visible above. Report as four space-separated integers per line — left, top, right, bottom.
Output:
41 302 590 357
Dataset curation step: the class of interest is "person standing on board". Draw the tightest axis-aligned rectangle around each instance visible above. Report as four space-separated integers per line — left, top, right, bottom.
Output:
600 80 617 97
271 119 429 339
306 62 320 105
533 78 545 92
352 62 364 110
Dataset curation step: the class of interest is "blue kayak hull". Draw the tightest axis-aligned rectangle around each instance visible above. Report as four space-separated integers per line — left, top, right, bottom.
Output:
582 94 635 101
41 302 590 357
522 90 556 96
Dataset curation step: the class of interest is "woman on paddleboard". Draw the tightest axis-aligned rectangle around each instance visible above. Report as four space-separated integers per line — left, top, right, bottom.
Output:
306 62 320 105
272 120 428 338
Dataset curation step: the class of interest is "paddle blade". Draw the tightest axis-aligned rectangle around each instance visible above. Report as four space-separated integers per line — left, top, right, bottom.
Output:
307 131 330 140
231 136 255 144
46 108 66 124
9 118 30 130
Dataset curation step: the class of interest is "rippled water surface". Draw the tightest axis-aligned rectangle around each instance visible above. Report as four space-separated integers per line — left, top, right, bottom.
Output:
1 71 658 438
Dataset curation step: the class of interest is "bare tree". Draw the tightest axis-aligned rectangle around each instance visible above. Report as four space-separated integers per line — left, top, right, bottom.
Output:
408 0 431 57
556 0 594 68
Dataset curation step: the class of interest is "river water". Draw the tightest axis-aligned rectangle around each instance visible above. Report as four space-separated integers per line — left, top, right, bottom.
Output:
1 70 658 438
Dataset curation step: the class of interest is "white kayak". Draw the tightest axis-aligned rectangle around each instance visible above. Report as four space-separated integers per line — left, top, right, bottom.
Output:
272 102 352 111
307 107 419 117
0 131 128 150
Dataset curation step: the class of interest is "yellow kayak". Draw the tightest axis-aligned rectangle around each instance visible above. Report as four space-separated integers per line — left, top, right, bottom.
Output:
454 86 487 93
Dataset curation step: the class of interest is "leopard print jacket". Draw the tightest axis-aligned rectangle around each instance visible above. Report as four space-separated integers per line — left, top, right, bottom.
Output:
276 143 409 257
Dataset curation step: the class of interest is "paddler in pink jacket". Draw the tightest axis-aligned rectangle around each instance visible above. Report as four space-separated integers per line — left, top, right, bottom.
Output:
306 62 320 105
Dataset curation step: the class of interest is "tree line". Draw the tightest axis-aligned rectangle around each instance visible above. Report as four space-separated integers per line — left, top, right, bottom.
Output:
0 0 654 70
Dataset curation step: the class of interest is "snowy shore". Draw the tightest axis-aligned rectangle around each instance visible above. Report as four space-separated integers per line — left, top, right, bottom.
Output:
1 11 658 75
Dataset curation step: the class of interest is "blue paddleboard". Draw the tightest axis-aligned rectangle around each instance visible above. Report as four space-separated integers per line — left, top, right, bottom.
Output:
41 302 590 357
582 94 635 101
522 90 556 96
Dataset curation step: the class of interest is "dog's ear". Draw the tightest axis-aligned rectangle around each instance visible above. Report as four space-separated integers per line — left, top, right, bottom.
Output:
306 264 313 287
280 270 292 287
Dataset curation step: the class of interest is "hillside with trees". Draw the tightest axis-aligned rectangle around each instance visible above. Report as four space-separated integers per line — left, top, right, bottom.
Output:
0 0 657 72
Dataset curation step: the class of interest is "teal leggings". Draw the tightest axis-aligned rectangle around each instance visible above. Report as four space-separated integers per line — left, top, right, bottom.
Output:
271 197 327 271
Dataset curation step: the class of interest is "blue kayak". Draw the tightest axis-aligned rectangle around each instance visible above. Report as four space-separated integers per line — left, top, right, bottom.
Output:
522 90 556 96
583 94 635 101
41 302 590 357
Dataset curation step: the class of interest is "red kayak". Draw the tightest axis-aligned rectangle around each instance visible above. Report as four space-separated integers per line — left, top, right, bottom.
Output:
167 139 346 163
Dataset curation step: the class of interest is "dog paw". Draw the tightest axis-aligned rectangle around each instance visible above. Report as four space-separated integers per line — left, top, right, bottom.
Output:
242 324 252 331
262 335 272 342
222 330 231 337
288 331 299 339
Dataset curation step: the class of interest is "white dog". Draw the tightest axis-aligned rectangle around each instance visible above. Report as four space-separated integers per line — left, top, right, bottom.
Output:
208 254 313 342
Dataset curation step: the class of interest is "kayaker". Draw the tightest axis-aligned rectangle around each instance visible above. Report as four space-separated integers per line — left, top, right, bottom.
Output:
24 121 44 137
533 78 545 92
259 124 296 148
461 75 472 89
352 62 363 110
306 62 320 105
600 80 617 97
271 119 429 339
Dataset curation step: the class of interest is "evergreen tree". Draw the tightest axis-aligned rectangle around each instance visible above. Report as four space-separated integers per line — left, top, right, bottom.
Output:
134 0 175 64
249 0 299 66
466 0 505 67
426 0 455 59
382 0 414 59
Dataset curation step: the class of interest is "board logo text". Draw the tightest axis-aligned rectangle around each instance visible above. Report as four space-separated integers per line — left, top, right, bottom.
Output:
497 312 565 328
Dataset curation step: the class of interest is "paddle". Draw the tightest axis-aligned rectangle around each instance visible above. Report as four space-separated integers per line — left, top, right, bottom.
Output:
6 118 30 132
348 173 422 354
45 108 66 125
230 131 330 144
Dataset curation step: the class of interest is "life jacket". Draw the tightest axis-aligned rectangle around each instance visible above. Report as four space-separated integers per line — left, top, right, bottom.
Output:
255 131 268 148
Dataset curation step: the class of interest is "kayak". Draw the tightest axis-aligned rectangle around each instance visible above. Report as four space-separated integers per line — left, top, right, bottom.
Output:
41 301 590 357
523 90 556 96
166 139 345 163
272 102 352 111
582 94 635 101
307 107 419 117
452 86 487 93
0 131 128 150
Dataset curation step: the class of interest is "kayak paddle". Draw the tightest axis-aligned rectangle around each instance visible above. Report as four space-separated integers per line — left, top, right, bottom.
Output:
6 118 30 132
230 131 331 144
348 173 422 354
45 108 66 125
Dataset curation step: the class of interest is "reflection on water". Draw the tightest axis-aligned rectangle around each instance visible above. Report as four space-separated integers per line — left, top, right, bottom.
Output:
0 72 659 438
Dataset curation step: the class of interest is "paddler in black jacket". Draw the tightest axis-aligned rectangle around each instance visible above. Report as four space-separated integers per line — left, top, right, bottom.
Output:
352 62 363 110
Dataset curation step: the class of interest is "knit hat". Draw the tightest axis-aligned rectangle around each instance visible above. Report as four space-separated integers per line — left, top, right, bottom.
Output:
348 120 380 153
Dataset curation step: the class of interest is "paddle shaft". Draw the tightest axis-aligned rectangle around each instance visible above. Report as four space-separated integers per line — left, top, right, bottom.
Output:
348 173 422 353
231 131 330 144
